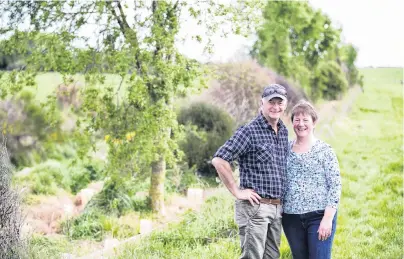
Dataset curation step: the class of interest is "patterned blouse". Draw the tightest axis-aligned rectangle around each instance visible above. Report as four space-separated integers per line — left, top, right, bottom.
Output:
283 139 342 214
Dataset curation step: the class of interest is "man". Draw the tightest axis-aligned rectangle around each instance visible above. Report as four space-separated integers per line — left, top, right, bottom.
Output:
212 84 289 259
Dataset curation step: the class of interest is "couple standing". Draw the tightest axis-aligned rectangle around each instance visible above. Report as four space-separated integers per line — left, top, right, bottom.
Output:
212 84 342 259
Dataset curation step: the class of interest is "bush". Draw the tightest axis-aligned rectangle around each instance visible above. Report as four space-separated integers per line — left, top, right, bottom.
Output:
17 160 70 195
62 210 104 241
197 60 307 125
55 80 83 111
28 234 68 259
165 164 215 194
0 88 63 168
61 209 139 241
69 159 105 194
177 102 235 177
86 176 151 216
311 60 348 101
113 191 239 258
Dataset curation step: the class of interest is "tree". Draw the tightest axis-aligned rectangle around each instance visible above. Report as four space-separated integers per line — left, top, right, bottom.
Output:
311 60 348 100
251 1 343 99
0 136 26 258
340 43 363 87
0 0 262 214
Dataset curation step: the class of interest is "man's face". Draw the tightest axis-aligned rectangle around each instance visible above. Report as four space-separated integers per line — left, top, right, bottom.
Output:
261 97 286 121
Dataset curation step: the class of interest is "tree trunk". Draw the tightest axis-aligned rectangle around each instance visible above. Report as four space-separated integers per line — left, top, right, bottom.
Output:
150 155 166 215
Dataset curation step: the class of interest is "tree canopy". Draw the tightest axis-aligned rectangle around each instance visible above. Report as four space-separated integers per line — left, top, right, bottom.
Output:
0 0 262 213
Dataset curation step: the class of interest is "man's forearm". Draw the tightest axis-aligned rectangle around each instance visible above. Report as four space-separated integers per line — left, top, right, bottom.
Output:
212 157 239 197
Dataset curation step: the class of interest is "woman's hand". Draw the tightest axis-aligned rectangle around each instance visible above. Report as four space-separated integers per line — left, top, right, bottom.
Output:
317 218 333 241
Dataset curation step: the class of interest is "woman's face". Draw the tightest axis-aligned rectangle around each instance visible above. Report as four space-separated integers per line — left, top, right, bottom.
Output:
292 113 315 138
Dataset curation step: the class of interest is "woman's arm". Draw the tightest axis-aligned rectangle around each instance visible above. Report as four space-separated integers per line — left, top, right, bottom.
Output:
318 145 342 241
324 146 342 211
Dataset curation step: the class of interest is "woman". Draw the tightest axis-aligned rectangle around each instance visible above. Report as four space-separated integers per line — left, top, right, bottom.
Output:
282 100 342 259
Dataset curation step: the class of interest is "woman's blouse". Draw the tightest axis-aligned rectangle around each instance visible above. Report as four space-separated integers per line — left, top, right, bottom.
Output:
283 139 342 214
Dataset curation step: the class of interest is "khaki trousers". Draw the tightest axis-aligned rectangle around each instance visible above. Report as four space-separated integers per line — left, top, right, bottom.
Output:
235 200 283 259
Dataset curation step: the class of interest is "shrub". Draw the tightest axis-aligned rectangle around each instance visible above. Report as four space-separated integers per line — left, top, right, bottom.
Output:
62 209 104 241
69 159 105 194
177 102 235 177
311 60 348 101
0 88 63 168
61 209 139 241
113 191 238 258
55 80 82 111
165 164 214 194
86 176 142 216
28 234 67 259
197 60 307 125
17 160 70 195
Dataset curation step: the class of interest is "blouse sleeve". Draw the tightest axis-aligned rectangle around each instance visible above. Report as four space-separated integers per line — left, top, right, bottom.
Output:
323 146 342 209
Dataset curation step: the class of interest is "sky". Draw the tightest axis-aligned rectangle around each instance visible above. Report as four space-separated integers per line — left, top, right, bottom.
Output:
179 0 404 68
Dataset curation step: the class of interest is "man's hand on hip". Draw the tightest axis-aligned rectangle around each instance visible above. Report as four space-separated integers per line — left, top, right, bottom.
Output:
235 188 261 206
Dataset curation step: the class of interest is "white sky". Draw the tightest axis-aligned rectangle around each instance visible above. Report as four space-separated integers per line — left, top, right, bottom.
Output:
179 0 404 67
3 0 401 67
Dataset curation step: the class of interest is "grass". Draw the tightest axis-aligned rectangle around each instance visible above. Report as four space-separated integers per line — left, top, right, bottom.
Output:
325 67 403 259
28 234 103 258
34 72 127 102
109 67 403 258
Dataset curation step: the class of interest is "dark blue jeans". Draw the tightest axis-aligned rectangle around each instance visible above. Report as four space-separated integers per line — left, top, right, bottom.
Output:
282 210 337 259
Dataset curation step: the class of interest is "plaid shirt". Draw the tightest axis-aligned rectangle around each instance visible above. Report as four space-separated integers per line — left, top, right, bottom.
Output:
213 113 289 199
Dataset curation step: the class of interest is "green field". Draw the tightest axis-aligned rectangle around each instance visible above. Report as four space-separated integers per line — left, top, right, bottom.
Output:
33 72 127 102
109 67 403 259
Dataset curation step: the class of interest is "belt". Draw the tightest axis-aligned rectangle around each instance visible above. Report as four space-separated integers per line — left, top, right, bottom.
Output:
260 198 282 205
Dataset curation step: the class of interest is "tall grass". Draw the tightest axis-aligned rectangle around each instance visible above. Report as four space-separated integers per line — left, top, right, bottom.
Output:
326 67 403 259
110 68 403 258
112 189 240 259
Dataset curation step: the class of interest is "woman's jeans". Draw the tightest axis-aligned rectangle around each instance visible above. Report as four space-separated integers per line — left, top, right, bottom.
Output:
282 210 337 259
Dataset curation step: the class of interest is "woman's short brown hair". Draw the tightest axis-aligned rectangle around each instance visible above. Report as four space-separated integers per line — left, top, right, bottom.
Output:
290 100 318 123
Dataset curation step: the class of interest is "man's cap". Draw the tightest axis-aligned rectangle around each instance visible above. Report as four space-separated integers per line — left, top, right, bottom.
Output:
262 84 287 101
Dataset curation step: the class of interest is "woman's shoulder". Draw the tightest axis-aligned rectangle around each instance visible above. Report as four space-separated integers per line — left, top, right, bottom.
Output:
314 139 333 150
313 139 337 157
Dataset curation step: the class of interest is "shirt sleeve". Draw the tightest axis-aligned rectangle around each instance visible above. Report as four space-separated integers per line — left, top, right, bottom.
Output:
213 126 251 163
324 146 342 209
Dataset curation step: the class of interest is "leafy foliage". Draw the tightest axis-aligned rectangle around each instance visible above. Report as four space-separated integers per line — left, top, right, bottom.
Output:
16 160 69 195
69 159 105 194
61 209 139 241
252 1 359 101
0 88 63 167
340 44 364 87
311 60 348 101
114 192 240 258
178 102 235 176
85 175 151 217
0 0 263 212
200 60 307 126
